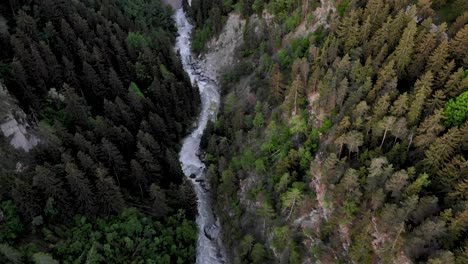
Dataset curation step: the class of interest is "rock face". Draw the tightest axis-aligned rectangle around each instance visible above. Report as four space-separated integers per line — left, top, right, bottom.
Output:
0 83 39 152
200 13 245 80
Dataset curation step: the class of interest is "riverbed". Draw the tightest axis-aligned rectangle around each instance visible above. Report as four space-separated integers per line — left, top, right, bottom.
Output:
175 7 226 264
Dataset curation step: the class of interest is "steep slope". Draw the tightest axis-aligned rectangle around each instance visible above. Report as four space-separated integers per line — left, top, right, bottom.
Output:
190 0 468 263
0 0 200 262
0 82 38 152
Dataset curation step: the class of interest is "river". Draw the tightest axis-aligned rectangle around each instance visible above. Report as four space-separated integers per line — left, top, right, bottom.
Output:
174 7 226 264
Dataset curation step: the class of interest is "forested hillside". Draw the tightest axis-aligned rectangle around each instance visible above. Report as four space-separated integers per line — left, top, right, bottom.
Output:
0 0 199 262
192 0 467 263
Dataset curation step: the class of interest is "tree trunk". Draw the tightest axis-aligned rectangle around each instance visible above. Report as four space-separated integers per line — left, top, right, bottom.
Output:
294 87 298 116
406 132 413 152
338 143 343 159
287 199 296 220
380 128 388 149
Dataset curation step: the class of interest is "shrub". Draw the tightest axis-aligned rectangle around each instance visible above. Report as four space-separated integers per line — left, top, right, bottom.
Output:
443 91 468 127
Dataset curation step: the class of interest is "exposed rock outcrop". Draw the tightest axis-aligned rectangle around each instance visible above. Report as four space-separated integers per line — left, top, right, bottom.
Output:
200 13 246 80
0 82 39 152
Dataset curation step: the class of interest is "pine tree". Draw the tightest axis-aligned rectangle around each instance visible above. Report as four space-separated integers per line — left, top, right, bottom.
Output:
414 109 445 150
426 40 449 78
108 67 125 97
367 17 392 58
0 244 22 264
178 178 198 219
425 126 464 171
391 92 409 117
130 159 147 198
390 117 409 146
32 165 67 201
375 116 397 149
256 203 275 233
385 170 409 200
100 138 127 185
409 29 438 77
11 179 41 220
149 184 169 219
388 9 411 50
65 163 96 215
136 143 161 182
371 93 392 124
364 0 389 32
425 90 446 115
281 188 303 220
444 68 467 98
450 24 468 65
408 71 434 126
286 74 304 116
417 0 434 19
435 60 455 88
448 11 468 37
95 168 125 216
335 133 347 159
345 130 364 158
390 20 417 76
367 61 397 102
270 63 284 103
336 77 349 109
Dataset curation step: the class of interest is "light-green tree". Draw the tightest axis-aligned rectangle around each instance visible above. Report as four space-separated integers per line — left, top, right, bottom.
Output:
281 188 304 220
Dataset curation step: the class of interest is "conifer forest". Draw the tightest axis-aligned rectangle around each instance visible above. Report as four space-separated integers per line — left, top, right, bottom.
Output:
0 0 467 263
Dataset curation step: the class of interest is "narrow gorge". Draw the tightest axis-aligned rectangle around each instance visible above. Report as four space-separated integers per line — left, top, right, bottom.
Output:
175 6 226 264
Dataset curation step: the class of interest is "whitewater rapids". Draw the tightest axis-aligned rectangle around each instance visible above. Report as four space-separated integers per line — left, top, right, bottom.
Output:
175 8 226 264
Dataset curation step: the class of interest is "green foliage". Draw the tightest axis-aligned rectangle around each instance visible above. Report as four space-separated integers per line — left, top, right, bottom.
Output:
311 26 328 45
278 50 293 69
434 0 468 23
159 64 174 80
404 173 431 198
319 118 332 133
269 0 297 18
221 60 254 90
290 115 307 135
0 201 24 242
223 93 238 114
0 0 200 262
46 209 196 263
252 0 264 15
239 235 254 257
32 252 59 264
192 24 212 53
253 112 265 128
291 37 310 59
337 0 349 16
343 200 359 217
298 146 313 171
128 82 144 98
251 243 267 263
271 226 291 252
443 91 468 127
285 13 301 32
127 32 151 52
0 243 22 264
